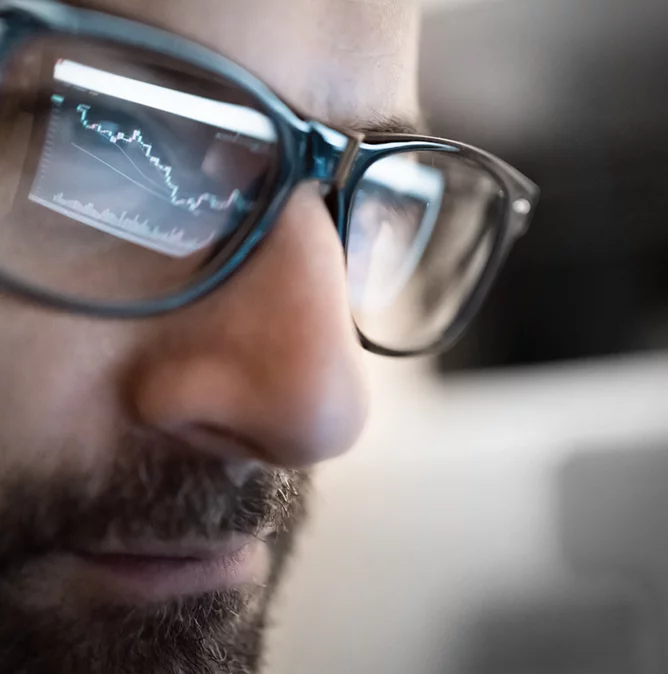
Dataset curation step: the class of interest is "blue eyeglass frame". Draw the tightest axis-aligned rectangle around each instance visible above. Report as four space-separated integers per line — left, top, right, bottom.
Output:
0 0 539 357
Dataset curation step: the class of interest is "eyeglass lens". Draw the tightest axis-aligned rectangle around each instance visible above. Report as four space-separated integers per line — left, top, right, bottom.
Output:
0 36 280 302
348 150 505 352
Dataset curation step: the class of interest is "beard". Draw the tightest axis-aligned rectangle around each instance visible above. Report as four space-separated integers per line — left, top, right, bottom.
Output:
0 428 309 674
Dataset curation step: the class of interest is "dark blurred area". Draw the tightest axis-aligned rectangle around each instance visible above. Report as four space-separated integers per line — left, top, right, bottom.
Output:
420 0 668 371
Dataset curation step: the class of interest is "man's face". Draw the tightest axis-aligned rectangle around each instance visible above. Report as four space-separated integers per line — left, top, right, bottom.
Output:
0 0 420 672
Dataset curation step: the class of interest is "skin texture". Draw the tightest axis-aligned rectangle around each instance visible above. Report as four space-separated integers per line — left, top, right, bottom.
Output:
0 0 420 671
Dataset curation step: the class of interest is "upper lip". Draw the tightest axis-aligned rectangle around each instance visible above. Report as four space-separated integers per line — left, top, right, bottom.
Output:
75 534 258 561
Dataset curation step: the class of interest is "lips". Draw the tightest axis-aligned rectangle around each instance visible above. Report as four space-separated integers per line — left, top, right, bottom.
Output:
77 534 256 561
70 533 272 603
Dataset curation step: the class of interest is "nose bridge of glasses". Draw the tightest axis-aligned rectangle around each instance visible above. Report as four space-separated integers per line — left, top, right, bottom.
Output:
305 121 363 191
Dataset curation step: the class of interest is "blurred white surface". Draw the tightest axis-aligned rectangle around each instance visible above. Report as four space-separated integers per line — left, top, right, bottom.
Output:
265 355 668 674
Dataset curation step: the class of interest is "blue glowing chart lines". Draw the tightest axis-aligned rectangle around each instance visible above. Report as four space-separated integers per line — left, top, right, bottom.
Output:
75 104 240 216
28 90 257 258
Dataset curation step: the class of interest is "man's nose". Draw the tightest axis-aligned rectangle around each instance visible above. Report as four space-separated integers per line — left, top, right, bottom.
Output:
130 184 370 468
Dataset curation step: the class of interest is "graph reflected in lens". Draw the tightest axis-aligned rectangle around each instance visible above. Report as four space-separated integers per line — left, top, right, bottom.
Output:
0 39 280 302
29 59 273 258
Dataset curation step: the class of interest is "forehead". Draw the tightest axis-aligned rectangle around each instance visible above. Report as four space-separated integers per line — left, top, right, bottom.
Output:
64 0 421 128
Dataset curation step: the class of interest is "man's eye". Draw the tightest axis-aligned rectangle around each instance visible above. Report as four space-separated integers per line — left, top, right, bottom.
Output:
347 199 382 253
348 193 419 254
346 190 424 310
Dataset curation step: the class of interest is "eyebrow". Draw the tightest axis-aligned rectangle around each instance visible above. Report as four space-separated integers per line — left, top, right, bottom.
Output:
349 115 424 137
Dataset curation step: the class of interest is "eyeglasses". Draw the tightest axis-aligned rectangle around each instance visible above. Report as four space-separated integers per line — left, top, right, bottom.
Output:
0 0 539 357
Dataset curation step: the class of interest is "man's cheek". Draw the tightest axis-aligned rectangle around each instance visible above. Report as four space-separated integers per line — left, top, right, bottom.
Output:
0 306 134 476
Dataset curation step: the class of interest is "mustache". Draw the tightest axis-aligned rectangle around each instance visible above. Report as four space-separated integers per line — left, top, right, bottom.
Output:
0 428 309 567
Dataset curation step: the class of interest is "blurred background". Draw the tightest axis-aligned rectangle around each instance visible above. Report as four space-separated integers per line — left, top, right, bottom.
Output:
266 0 668 672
